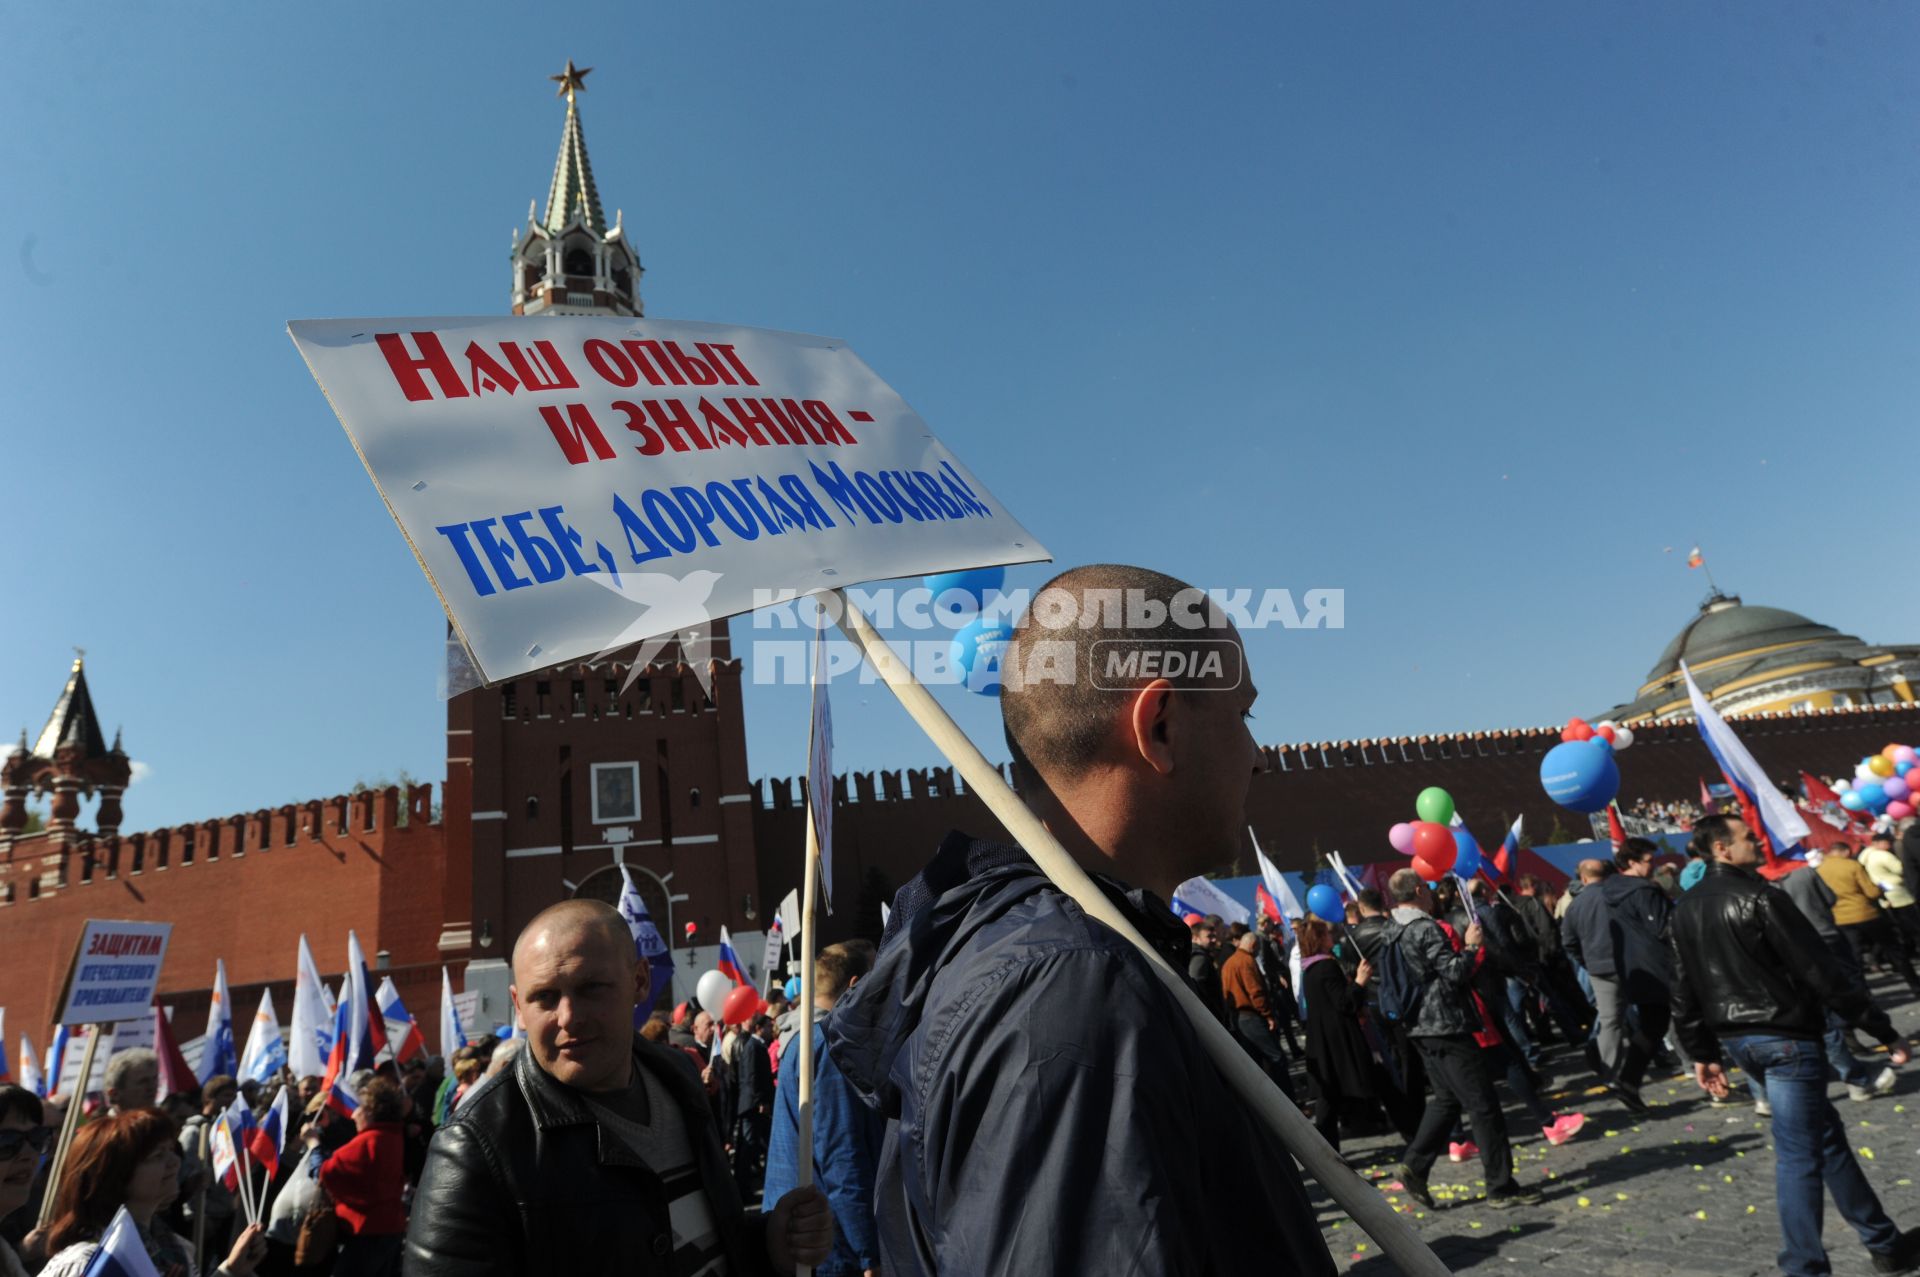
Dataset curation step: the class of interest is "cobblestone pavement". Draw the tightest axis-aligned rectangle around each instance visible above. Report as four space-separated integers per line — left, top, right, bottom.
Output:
1306 975 1920 1276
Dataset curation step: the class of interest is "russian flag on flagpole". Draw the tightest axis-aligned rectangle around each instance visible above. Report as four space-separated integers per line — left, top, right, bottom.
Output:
1683 662 1810 874
1247 827 1303 934
80 1207 163 1277
202 960 239 1082
249 1088 288 1182
375 977 426 1065
438 966 467 1061
1489 815 1523 883
1254 882 1283 924
716 928 749 988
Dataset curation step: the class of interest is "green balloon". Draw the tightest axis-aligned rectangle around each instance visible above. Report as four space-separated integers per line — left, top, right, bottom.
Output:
1415 786 1455 826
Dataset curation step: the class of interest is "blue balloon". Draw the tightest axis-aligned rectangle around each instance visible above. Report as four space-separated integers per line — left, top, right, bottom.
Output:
1858 781 1888 809
925 567 1008 625
1539 739 1620 813
1841 791 1868 812
784 976 802 1001
1899 759 1914 777
950 617 1015 696
1306 883 1345 923
1450 828 1482 880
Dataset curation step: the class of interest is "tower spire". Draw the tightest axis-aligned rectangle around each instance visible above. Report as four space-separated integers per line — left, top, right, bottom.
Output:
511 60 642 317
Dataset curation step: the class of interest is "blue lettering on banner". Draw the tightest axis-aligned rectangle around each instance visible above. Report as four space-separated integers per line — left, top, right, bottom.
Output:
435 471 994 598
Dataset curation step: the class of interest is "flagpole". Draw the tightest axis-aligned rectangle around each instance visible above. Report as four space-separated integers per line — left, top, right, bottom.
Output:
37 1023 103 1227
830 592 1448 1277
793 804 822 1277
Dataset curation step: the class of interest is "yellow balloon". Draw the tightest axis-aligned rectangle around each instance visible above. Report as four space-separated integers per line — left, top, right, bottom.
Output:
1870 755 1895 778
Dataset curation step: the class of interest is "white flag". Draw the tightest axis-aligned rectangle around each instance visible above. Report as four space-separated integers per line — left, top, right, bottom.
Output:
1171 874 1251 927
237 988 286 1084
289 935 333 1079
1250 827 1302 922
439 966 467 1060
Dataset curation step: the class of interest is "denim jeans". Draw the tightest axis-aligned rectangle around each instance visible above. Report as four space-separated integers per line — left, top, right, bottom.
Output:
1722 1033 1900 1276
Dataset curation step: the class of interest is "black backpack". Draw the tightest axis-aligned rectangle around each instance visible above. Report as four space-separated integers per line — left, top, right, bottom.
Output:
1373 924 1425 1025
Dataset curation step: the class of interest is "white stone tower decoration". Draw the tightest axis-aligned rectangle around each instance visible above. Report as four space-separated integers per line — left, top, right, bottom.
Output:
511 61 643 317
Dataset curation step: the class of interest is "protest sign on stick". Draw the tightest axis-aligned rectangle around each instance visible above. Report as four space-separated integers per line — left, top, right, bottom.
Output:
40 920 173 1227
292 314 1440 1272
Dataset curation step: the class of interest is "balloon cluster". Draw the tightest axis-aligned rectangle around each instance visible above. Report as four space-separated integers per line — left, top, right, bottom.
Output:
931 567 1012 697
1386 787 1483 884
694 969 769 1026
1539 716 1632 813
1834 743 1920 818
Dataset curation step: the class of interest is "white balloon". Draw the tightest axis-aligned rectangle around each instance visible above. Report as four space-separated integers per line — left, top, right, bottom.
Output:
1835 779 1853 793
696 970 732 1015
1611 726 1634 751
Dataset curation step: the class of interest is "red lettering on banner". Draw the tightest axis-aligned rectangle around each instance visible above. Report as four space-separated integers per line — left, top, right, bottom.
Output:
376 332 468 402
612 401 665 455
804 401 857 445
645 400 714 453
722 398 777 446
760 400 811 446
583 339 639 387
661 341 719 386
699 399 752 448
462 342 521 396
501 341 580 393
538 404 618 465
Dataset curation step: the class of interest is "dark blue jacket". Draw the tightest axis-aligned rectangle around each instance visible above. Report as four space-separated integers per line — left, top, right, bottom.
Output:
764 1018 883 1276
825 833 1334 1277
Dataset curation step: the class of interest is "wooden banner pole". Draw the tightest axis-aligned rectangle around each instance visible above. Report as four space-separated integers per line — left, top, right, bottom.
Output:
38 1023 103 1227
793 805 823 1277
830 590 1448 1277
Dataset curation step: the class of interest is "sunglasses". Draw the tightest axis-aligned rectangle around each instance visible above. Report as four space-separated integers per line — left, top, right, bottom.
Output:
0 1127 54 1159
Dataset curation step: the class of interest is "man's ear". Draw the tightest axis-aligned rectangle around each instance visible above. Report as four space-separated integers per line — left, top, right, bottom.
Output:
633 960 651 1014
1127 679 1178 776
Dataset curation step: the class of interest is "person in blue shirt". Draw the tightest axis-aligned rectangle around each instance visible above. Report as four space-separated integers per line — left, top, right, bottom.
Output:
765 942 883 1277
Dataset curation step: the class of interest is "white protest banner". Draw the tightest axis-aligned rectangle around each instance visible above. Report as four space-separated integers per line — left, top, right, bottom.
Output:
1170 875 1251 928
287 316 1048 685
55 921 173 1027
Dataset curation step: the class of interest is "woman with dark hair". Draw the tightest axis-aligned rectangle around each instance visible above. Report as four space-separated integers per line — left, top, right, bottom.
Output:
0 1085 52 1277
315 1077 407 1277
37 1108 264 1277
1294 917 1386 1152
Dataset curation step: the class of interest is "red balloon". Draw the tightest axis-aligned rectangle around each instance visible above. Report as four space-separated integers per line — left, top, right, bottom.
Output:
1562 718 1593 743
1411 856 1447 883
1595 724 1617 744
672 1001 688 1026
683 922 698 939
1410 821 1457 870
721 984 760 1026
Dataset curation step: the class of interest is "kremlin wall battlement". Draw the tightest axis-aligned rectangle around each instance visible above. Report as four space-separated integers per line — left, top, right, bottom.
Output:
0 785 446 1042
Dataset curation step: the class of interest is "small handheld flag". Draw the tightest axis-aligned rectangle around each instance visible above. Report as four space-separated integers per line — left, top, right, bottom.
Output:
237 988 287 1084
249 1088 288 1182
375 977 427 1065
202 960 239 1081
80 1206 163 1277
616 866 675 1023
290 934 335 1079
20 1035 43 1098
438 966 468 1061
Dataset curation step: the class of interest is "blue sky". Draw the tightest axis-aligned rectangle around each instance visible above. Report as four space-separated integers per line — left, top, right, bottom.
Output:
3 2 1916 831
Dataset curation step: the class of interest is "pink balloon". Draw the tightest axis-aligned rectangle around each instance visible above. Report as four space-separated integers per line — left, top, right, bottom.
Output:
1889 800 1913 820
1885 776 1910 802
1388 822 1415 854
1897 746 1918 765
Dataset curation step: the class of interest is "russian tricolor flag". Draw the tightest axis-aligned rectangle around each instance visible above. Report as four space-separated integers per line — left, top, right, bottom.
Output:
318 931 382 1112
81 1207 162 1277
249 1088 288 1182
375 977 426 1065
716 927 749 988
1683 662 1809 874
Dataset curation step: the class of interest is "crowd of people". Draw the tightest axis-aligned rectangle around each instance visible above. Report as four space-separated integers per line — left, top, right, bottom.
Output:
4 563 1920 1276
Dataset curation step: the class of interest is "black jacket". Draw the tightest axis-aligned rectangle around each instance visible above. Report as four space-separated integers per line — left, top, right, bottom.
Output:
1560 881 1614 978
826 832 1334 1277
404 1033 771 1277
1381 910 1481 1039
1598 873 1675 1002
1513 894 1560 960
1187 946 1229 1026
732 1032 774 1117
1670 861 1898 1065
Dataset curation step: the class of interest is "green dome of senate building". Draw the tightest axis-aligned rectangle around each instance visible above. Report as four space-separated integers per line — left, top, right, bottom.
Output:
1604 592 1920 724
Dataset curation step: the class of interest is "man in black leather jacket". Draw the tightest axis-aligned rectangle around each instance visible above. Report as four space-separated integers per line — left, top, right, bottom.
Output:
405 900 831 1276
1672 815 1918 1277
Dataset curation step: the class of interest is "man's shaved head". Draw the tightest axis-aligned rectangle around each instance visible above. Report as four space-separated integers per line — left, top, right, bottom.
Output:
512 899 634 978
1001 563 1239 787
